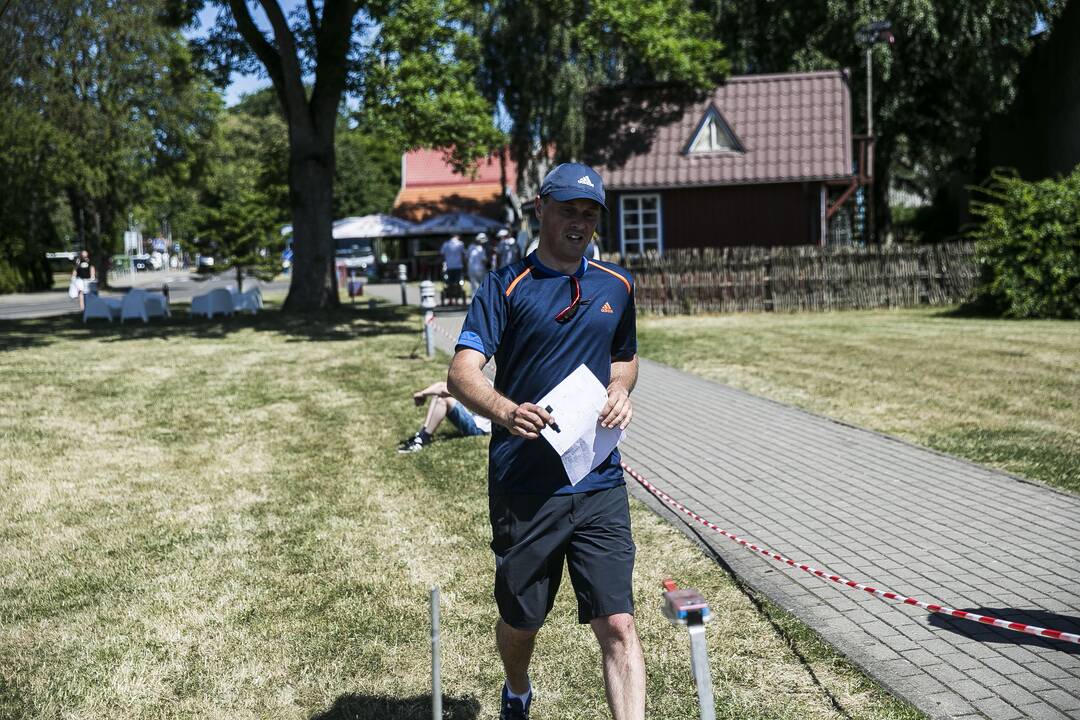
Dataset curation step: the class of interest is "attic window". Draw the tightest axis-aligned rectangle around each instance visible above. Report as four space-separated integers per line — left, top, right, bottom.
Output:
686 107 741 154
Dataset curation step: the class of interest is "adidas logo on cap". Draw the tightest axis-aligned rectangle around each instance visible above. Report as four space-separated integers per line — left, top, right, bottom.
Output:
539 162 607 210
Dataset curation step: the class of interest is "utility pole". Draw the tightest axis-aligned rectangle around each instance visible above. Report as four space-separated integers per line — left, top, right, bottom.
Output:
856 20 894 244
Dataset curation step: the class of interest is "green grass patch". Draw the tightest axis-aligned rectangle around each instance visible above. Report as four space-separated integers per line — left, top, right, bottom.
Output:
0 298 921 719
637 306 1080 494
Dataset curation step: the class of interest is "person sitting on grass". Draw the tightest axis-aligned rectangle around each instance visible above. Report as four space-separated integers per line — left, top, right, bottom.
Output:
398 381 491 453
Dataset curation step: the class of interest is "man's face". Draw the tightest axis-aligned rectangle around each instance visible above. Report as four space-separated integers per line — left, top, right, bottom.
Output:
535 196 601 264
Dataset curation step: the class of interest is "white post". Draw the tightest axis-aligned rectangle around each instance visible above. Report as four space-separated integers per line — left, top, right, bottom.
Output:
398 263 409 305
688 624 715 720
866 45 873 138
662 582 715 719
420 280 436 358
431 587 442 720
424 311 435 358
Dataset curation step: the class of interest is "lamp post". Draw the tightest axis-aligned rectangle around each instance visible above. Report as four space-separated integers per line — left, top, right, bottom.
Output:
856 20 894 243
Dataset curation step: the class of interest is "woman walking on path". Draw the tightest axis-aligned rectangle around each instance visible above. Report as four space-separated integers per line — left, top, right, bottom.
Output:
70 250 96 310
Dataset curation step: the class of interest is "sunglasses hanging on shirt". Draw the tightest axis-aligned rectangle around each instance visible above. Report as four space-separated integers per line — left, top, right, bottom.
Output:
554 275 581 323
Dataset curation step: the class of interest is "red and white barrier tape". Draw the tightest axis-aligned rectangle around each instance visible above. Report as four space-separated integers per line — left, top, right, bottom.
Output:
621 461 1080 646
426 315 461 344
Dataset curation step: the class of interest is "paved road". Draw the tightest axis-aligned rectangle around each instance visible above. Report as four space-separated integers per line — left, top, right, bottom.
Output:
420 309 1080 720
0 271 290 320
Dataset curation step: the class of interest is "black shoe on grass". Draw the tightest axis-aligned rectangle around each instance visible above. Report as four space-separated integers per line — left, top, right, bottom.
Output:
499 684 531 720
397 433 430 453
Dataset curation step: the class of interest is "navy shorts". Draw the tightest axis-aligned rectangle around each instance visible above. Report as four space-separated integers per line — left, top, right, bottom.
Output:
489 485 635 630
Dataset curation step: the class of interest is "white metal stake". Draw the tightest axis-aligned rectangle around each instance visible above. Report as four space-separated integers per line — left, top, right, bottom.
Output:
424 310 435 358
687 624 715 720
431 586 442 720
661 581 715 720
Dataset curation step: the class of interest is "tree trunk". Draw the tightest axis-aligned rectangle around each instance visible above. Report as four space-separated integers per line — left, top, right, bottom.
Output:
236 264 244 293
283 137 339 312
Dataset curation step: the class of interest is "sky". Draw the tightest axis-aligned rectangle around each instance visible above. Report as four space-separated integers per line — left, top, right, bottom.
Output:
188 1 306 106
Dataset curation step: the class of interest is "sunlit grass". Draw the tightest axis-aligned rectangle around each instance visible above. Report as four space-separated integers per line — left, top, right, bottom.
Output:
638 306 1080 494
0 299 921 719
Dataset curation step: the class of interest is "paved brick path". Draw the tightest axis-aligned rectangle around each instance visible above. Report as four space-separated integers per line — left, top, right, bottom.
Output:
417 307 1080 720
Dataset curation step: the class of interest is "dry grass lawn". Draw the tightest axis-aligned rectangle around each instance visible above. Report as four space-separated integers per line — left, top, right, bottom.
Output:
0 299 921 719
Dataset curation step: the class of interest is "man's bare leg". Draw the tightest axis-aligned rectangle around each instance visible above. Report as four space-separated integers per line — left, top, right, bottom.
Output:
423 396 451 434
496 619 538 695
591 613 645 720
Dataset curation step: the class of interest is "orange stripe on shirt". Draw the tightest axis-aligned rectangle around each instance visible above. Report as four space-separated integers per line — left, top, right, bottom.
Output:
587 261 632 294
504 267 532 297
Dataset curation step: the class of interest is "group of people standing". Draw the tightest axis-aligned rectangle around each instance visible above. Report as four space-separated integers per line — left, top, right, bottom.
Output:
440 228 524 301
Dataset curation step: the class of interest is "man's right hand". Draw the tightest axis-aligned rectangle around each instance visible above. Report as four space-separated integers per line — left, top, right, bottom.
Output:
506 402 555 440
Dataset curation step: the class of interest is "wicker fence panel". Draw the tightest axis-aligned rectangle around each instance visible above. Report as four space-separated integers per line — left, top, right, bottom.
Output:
606 241 977 315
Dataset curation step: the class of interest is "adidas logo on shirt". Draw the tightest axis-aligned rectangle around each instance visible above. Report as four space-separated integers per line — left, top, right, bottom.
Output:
577 175 595 187
600 302 614 314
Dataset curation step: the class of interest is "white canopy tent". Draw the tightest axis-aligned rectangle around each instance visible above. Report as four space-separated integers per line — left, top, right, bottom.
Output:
332 214 419 239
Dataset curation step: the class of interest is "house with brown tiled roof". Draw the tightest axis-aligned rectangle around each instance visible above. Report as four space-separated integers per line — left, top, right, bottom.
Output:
592 70 866 254
393 148 519 223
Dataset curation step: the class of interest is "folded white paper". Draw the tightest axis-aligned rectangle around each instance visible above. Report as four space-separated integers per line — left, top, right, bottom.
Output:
537 364 624 485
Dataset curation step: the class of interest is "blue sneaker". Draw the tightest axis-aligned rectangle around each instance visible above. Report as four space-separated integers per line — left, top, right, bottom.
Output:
499 684 532 720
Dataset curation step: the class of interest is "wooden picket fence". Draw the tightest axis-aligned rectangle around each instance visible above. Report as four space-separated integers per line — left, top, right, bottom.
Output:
605 241 979 315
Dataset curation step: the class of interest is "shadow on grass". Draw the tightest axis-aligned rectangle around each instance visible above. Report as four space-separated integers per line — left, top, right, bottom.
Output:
0 303 421 352
927 608 1080 654
310 693 480 720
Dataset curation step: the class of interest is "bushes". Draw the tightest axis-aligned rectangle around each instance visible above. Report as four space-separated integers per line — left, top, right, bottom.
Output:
967 167 1080 318
0 256 52 294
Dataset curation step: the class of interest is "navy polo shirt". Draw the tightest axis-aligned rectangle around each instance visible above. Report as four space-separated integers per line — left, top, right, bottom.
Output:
456 252 637 496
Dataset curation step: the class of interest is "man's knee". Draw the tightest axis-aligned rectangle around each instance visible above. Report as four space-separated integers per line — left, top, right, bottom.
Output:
498 618 539 643
591 613 637 646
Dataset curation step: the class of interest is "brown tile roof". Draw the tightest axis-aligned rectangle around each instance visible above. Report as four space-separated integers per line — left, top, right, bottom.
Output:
597 70 853 190
393 183 505 222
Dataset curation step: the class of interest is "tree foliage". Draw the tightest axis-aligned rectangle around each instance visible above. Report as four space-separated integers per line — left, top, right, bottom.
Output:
334 121 402 219
194 102 290 291
0 0 218 289
0 3 80 291
698 0 1062 238
194 0 502 311
473 0 728 189
967 167 1080 319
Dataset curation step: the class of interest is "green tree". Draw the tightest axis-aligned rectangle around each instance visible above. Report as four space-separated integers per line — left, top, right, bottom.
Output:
1 0 218 288
194 105 290 292
473 0 728 189
0 103 61 293
697 0 1062 241
967 168 1080 319
0 3 78 291
230 87 402 219
198 0 501 312
334 122 401 219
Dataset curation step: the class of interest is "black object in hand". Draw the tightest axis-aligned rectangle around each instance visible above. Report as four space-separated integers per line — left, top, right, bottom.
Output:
544 405 561 433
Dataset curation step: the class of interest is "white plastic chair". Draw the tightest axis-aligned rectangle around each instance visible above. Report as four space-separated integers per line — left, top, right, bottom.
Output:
120 288 150 323
190 288 235 318
233 288 261 315
82 295 121 323
145 292 171 319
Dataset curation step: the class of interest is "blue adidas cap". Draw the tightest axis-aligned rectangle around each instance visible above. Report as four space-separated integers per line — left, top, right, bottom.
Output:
540 162 607 211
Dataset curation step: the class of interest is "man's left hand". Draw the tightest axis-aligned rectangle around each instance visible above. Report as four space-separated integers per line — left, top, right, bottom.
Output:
600 383 633 430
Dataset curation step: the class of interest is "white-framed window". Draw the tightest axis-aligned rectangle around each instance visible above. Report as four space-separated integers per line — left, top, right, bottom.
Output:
620 194 663 256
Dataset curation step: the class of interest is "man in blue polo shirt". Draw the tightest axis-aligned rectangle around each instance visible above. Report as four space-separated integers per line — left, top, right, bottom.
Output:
448 162 644 720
